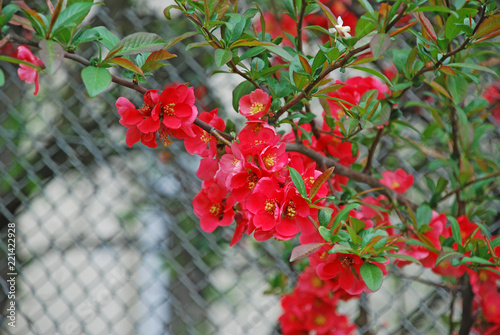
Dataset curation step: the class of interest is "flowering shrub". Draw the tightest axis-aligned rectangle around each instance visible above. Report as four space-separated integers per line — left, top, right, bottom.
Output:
2 0 500 333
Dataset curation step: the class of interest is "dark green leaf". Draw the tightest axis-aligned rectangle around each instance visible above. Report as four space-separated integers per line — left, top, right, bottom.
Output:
51 2 94 34
288 167 307 198
448 216 462 247
0 68 4 87
360 262 383 291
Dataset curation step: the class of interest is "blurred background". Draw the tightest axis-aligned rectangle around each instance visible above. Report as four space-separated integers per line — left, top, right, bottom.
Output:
1 1 499 335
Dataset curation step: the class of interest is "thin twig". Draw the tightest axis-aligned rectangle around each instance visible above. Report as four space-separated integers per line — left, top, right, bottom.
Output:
439 171 500 203
363 127 384 174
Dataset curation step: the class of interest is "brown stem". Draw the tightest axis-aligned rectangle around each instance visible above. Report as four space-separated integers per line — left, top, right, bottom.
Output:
458 278 474 335
363 127 384 174
286 143 417 210
413 5 487 79
296 0 307 53
439 170 500 204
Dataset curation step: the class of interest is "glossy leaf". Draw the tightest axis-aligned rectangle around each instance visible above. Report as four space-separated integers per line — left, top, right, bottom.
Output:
288 167 307 198
108 32 166 58
51 2 94 34
360 262 383 291
108 58 144 75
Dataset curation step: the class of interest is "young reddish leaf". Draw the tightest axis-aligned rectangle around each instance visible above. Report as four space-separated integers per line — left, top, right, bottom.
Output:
313 83 345 96
414 12 437 42
314 0 338 28
428 80 453 100
474 14 500 40
164 31 197 49
146 49 176 62
439 66 456 76
298 54 311 75
309 166 335 200
290 243 326 262
389 20 417 37
47 0 63 37
108 57 144 75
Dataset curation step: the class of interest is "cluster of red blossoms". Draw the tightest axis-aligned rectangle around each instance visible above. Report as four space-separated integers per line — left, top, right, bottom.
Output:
113 75 499 334
395 213 500 334
115 84 198 148
279 266 357 335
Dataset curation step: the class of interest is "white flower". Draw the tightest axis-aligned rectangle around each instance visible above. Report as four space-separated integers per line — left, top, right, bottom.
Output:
328 16 351 37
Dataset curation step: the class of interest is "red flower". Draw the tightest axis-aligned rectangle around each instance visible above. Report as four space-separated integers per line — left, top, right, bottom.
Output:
17 45 44 96
115 90 160 148
184 108 225 157
192 180 235 232
258 143 288 173
238 89 271 119
483 82 500 124
157 84 198 137
245 177 283 232
379 168 414 194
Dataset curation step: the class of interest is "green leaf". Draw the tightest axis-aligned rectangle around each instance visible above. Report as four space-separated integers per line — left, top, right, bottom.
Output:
81 66 112 97
350 66 393 87
447 75 468 104
38 39 65 75
415 204 432 228
446 62 499 77
318 210 332 227
51 2 94 34
232 80 253 112
370 33 391 60
332 203 360 230
94 26 121 50
288 167 307 198
214 49 233 67
461 256 494 266
412 6 459 18
435 250 464 266
386 253 423 266
318 226 331 242
0 68 4 86
448 216 462 247
108 32 166 58
231 40 294 62
0 4 20 27
360 262 383 291
290 243 326 262
355 15 376 38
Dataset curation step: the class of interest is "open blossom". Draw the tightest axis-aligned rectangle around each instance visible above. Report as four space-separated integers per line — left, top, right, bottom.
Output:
329 16 351 37
115 84 198 147
238 89 271 119
379 168 414 194
17 45 44 96
184 109 225 157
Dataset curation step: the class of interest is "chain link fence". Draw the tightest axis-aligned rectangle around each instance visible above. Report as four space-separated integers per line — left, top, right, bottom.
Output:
1 1 499 335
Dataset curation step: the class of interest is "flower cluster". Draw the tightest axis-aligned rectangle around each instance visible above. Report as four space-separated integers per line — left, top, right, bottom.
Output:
116 84 198 148
279 266 357 335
